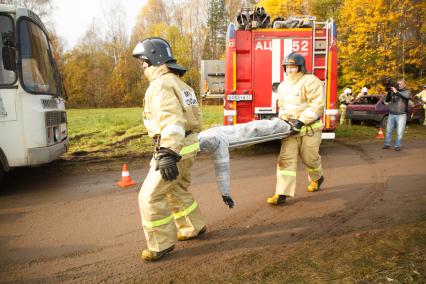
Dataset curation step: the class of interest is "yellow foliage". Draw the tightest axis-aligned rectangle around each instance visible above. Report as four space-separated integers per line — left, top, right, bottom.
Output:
338 0 426 93
256 0 309 19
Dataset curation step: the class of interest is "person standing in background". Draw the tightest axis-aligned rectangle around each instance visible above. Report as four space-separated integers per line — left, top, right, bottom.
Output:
338 88 353 125
382 79 411 151
356 86 368 100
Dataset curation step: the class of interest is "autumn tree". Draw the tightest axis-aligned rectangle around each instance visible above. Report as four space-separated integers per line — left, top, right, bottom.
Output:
311 0 343 20
338 0 425 93
172 0 209 69
132 0 169 44
226 0 257 22
62 21 114 107
203 0 227 59
256 0 310 19
102 1 128 65
0 0 54 24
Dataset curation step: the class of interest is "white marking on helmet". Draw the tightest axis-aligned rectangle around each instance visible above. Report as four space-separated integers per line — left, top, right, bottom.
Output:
133 42 145 56
166 47 172 57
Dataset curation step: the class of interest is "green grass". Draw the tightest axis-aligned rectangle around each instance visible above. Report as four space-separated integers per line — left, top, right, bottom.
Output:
336 123 426 142
66 105 223 159
66 106 426 160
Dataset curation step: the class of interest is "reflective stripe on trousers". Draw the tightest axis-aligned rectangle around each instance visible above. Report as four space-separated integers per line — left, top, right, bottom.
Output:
138 155 205 252
276 167 297 197
143 201 198 228
306 165 321 174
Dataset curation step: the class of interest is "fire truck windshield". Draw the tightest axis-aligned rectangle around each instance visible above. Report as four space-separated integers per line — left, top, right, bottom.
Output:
19 18 58 95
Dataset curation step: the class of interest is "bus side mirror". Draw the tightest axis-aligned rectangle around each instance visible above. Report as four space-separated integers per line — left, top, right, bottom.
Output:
272 82 280 93
2 47 16 71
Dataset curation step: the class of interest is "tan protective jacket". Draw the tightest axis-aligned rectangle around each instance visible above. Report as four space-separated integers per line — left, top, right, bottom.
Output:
277 72 324 125
143 64 202 156
416 90 426 104
356 92 367 100
339 92 353 105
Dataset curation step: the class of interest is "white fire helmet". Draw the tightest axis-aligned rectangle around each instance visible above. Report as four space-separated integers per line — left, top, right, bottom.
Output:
361 87 368 93
344 88 352 94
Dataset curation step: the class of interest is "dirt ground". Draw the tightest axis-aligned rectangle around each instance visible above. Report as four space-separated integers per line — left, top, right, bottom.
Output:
0 138 425 283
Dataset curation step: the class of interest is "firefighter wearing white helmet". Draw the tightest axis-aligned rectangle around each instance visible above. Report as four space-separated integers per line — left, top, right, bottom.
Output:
338 88 353 125
133 37 206 261
356 86 368 100
267 52 325 205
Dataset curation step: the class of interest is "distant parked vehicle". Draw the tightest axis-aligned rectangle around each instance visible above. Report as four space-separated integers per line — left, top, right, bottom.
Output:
346 94 424 128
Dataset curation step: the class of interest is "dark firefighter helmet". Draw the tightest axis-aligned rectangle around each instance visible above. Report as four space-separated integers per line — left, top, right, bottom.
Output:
132 37 186 76
282 52 308 74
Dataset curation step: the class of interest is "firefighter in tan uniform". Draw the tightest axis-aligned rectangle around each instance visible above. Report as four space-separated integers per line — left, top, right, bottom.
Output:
339 88 353 125
133 37 206 261
415 85 426 125
267 52 325 205
356 86 369 100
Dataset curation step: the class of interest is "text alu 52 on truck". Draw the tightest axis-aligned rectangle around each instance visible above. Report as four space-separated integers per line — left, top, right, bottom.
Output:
0 4 68 182
224 14 338 139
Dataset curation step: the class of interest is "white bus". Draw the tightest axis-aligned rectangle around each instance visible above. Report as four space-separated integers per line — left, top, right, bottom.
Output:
0 4 68 182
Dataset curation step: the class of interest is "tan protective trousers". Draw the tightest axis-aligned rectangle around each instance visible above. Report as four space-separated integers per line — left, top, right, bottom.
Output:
423 108 426 125
138 154 205 252
339 105 347 125
275 128 323 197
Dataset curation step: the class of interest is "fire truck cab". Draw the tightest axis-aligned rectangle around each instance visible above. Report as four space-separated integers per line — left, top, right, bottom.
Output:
224 14 338 139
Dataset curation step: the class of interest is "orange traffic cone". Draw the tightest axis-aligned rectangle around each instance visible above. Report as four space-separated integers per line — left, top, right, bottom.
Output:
116 164 137 187
376 127 385 139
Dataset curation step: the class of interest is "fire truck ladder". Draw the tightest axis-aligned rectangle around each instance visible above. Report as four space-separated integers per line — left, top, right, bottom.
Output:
311 19 332 82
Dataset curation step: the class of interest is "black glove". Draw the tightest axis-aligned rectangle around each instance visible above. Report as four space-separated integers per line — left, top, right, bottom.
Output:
154 148 182 181
290 120 305 135
222 195 234 208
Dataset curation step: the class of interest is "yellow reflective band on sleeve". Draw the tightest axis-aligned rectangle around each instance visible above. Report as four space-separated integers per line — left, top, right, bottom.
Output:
300 120 323 132
173 201 198 219
301 120 323 132
179 142 200 156
307 166 322 172
277 169 297 177
143 214 174 228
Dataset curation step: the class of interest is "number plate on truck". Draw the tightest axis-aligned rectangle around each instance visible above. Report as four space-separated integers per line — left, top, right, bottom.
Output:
227 94 252 101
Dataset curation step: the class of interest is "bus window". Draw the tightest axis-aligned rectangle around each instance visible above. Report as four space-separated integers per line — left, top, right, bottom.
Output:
19 19 57 95
0 14 16 85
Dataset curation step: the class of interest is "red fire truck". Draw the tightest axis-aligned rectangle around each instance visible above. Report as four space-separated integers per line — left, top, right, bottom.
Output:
224 15 338 139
